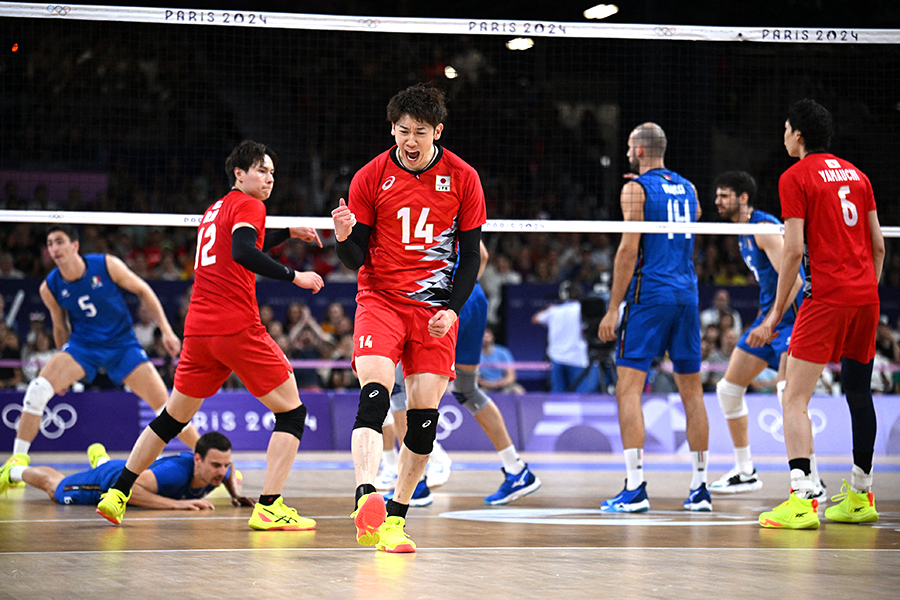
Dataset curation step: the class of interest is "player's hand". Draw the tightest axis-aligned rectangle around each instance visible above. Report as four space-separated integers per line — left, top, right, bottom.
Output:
294 271 324 293
162 330 182 357
331 198 357 242
745 317 777 348
428 309 457 338
290 226 322 248
231 495 255 508
178 499 215 511
597 309 619 343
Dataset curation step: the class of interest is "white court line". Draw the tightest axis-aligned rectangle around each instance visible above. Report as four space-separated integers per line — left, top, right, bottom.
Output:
2 546 898 556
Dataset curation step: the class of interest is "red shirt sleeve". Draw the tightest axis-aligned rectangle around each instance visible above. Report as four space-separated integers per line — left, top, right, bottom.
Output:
231 197 267 247
779 166 807 221
457 165 487 231
349 159 378 228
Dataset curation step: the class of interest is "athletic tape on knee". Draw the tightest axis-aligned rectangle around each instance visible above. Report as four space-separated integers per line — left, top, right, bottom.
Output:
22 376 54 416
776 380 786 408
149 408 190 443
451 369 491 416
353 382 391 433
716 378 748 420
404 408 439 455
274 404 307 441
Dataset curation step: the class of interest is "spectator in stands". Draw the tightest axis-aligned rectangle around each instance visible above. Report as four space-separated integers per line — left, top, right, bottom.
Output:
325 334 358 390
478 325 525 394
531 281 598 392
291 327 325 392
0 253 25 279
0 322 23 389
258 304 276 334
320 301 347 336
700 288 743 335
22 329 56 382
132 302 157 351
481 252 522 326
154 250 183 281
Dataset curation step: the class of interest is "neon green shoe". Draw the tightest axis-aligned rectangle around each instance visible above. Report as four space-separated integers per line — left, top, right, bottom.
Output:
376 516 416 553
96 488 131 525
351 492 386 546
824 480 878 524
0 453 29 492
87 443 109 469
759 493 819 529
248 496 316 531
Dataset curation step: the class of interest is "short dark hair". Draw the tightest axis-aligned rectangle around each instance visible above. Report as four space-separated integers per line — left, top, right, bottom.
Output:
194 431 232 459
787 99 834 152
47 224 78 242
386 83 448 129
713 171 757 205
225 140 278 185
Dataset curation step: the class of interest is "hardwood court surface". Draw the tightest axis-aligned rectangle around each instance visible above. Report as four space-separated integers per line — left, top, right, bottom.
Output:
2 452 899 600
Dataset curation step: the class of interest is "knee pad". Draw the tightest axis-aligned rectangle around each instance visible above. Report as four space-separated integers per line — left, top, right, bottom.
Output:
274 404 307 442
404 408 439 455
383 409 395 427
451 369 491 416
149 408 190 443
23 376 55 416
154 404 190 432
353 383 391 433
776 380 786 408
716 378 748 420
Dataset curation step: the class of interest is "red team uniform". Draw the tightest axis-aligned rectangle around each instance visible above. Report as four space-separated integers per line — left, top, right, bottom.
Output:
175 190 293 398
780 153 880 364
349 146 486 380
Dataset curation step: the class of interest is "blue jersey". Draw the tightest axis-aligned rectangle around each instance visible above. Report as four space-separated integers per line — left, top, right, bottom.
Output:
45 254 135 346
626 169 699 306
739 210 803 319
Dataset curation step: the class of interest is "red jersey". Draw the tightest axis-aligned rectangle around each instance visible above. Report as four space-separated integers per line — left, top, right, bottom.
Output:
779 152 879 306
349 145 487 307
185 190 266 335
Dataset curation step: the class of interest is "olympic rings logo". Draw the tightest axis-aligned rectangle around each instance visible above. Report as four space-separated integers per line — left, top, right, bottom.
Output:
46 5 71 16
654 26 676 36
358 18 381 29
758 407 826 443
436 405 463 441
2 403 78 440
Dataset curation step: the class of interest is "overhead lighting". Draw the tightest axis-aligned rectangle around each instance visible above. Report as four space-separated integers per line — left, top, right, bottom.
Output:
583 4 619 20
506 37 534 51
444 65 458 79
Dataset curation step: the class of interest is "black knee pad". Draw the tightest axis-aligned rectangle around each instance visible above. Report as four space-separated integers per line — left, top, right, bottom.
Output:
274 404 307 441
149 408 190 443
404 408 439 455
353 383 390 433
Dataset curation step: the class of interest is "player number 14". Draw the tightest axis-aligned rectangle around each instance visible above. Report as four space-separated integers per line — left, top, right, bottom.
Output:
397 206 433 250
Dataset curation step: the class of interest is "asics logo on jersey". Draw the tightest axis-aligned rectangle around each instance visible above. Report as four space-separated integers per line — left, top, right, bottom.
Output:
422 420 431 428
369 390 380 398
382 176 395 191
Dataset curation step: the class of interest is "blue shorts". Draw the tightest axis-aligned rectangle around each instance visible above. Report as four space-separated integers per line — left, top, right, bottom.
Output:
62 338 149 385
455 284 488 365
736 312 794 371
54 460 126 505
617 303 701 374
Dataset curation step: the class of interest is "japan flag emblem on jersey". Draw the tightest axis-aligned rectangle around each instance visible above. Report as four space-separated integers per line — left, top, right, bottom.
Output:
436 175 451 192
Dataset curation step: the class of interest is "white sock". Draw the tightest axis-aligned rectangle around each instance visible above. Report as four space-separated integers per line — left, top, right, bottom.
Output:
383 448 399 472
498 445 525 475
850 464 873 494
691 450 708 489
13 439 31 456
96 457 110 467
9 465 27 482
809 453 821 486
790 468 814 498
624 448 643 490
734 446 753 475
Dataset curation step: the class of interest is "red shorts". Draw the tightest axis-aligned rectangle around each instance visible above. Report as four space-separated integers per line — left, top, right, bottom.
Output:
789 299 878 364
174 323 292 399
352 290 458 381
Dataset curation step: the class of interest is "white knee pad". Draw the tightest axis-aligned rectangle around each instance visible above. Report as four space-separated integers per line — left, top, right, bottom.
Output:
716 378 748 420
776 380 787 408
23 377 55 416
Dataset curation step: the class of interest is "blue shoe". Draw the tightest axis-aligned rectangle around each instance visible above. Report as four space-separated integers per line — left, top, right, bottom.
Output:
684 483 713 511
484 464 542 505
384 478 432 507
601 481 650 513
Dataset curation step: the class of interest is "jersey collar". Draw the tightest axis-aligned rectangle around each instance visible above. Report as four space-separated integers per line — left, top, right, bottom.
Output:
390 144 444 177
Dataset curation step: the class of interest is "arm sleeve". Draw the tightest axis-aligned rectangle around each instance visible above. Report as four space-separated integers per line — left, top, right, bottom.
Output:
335 222 372 271
232 226 294 282
262 228 291 252
447 227 482 315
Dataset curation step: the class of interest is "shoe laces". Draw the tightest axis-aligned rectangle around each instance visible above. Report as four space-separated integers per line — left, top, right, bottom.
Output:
829 479 851 504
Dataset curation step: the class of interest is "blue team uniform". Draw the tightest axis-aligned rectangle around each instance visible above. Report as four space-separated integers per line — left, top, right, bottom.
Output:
45 254 149 384
617 169 701 374
455 283 488 365
735 209 804 369
54 453 223 505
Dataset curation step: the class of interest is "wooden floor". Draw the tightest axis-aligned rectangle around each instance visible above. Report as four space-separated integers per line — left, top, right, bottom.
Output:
2 451 899 599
